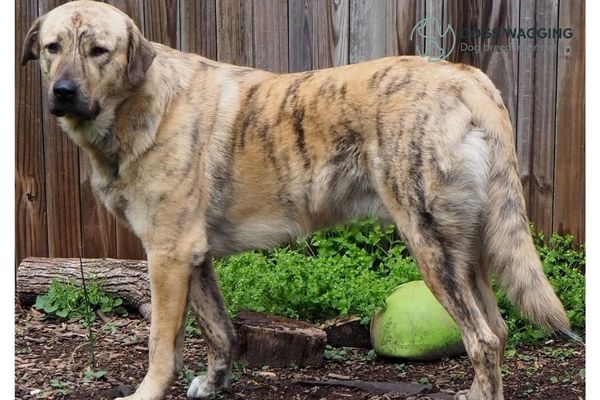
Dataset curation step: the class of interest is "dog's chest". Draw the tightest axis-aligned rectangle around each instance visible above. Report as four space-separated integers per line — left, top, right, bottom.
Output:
91 172 130 224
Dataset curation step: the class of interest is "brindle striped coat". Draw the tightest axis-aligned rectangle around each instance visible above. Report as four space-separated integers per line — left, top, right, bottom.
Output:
22 2 572 400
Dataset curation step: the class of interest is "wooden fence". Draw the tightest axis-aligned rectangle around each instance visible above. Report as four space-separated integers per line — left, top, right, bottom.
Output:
15 0 585 265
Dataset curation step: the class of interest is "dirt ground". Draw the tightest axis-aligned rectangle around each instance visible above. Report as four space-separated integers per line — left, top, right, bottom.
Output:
15 306 585 400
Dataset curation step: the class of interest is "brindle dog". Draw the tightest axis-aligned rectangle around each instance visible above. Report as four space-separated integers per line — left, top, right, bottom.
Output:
21 2 573 399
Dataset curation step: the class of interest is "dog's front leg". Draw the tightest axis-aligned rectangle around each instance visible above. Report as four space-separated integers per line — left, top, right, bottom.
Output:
117 251 192 400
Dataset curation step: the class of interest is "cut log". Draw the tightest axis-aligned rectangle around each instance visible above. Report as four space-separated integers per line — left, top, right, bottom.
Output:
321 316 372 348
233 311 327 368
17 257 151 318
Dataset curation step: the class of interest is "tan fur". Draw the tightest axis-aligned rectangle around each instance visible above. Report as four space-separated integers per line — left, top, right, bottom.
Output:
22 2 571 400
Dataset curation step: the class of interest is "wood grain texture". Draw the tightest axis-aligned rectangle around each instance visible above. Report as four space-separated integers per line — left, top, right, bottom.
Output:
179 0 217 59
447 1 519 135
79 155 117 258
442 0 466 63
515 0 536 215
16 0 48 267
288 0 350 71
349 0 388 63
106 0 145 32
252 0 288 73
386 0 424 56
424 0 443 58
517 0 560 236
143 0 179 48
38 0 82 259
288 0 312 71
216 0 253 66
553 0 585 242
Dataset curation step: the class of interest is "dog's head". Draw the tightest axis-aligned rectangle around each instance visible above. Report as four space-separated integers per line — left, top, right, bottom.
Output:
21 0 155 122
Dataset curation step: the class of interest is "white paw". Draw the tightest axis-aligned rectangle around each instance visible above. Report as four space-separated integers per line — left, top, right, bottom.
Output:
187 376 216 399
454 390 469 400
115 395 156 400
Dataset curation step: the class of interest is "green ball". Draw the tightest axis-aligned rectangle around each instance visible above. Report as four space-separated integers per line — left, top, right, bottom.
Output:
370 280 465 360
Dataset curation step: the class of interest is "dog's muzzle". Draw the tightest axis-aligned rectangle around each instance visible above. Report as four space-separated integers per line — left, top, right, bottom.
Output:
50 79 100 120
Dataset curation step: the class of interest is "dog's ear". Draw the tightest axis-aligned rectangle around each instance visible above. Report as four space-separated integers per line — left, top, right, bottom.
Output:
21 16 45 65
127 23 156 86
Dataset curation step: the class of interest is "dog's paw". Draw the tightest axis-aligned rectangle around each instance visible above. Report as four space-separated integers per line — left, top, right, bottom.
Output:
454 390 469 400
187 376 216 399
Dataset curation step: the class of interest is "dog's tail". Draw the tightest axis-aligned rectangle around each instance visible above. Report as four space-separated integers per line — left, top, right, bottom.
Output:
462 72 574 338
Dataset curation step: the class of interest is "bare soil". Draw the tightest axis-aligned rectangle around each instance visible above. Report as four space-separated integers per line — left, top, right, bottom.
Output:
15 306 585 400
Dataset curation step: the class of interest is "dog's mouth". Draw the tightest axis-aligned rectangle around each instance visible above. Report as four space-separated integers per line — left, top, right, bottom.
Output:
50 101 101 121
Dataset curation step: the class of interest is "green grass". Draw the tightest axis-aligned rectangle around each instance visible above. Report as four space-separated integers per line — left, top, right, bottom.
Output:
214 219 585 346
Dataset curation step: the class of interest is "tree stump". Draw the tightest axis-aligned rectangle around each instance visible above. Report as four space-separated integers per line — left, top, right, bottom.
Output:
321 316 372 348
233 311 327 368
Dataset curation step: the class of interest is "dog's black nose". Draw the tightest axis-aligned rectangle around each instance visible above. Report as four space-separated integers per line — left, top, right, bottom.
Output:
53 79 78 100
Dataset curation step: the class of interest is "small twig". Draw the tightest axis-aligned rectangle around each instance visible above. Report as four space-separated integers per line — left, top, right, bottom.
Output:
70 341 92 366
78 244 96 368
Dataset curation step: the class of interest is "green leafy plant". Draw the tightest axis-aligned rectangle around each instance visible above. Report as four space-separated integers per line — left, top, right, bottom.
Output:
49 378 69 396
215 222 420 324
185 312 202 337
34 279 127 324
179 367 198 386
82 369 107 382
323 345 348 362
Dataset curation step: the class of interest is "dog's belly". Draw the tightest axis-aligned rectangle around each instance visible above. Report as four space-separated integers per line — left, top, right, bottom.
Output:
206 185 390 257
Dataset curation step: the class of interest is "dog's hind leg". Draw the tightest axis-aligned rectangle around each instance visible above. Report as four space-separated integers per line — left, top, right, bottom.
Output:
470 261 508 362
186 255 236 399
374 129 504 399
394 217 504 400
451 260 509 399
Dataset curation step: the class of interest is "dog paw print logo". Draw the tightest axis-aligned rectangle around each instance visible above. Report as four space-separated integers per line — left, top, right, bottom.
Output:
410 17 456 62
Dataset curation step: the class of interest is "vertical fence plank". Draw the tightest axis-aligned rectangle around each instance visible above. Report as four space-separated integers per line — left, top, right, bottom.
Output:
424 0 443 58
553 0 585 242
216 0 254 66
16 0 48 266
79 156 118 258
253 0 288 72
442 0 465 63
38 0 82 259
288 0 349 71
144 0 179 48
517 0 559 236
349 0 387 63
447 1 519 134
516 0 535 216
179 0 217 59
106 0 144 31
321 0 350 68
288 0 312 71
387 0 424 56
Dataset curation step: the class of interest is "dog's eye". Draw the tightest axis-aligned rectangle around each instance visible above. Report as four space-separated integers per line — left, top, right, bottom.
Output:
91 46 109 57
45 43 60 54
